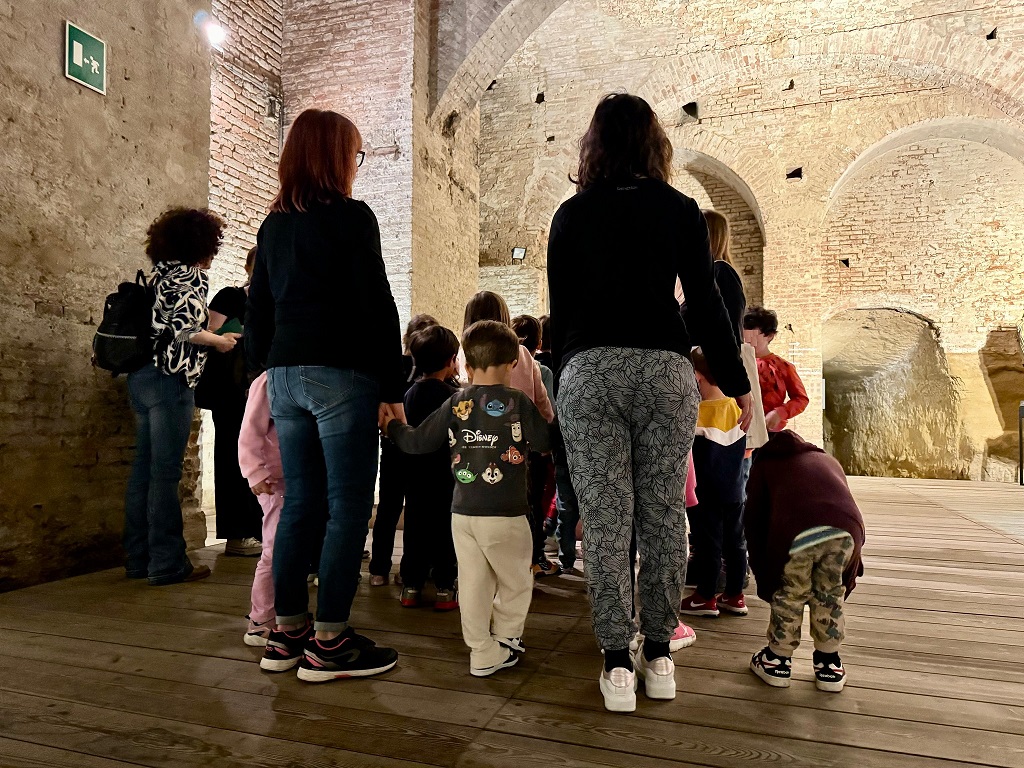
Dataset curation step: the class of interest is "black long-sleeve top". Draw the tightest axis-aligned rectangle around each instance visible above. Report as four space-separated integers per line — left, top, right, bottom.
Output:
245 199 406 403
546 178 749 397
682 260 746 347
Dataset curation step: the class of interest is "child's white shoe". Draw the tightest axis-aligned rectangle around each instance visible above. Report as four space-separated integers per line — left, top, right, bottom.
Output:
599 666 637 712
632 641 676 700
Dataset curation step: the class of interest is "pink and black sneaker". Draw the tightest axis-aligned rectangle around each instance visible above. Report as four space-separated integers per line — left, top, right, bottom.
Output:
297 628 398 683
259 620 313 672
718 593 748 616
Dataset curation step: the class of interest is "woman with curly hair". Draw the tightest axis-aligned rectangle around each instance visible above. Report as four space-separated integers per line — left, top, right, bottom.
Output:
124 207 238 586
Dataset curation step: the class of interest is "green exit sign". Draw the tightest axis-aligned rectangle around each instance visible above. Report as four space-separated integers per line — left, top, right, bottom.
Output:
65 21 106 95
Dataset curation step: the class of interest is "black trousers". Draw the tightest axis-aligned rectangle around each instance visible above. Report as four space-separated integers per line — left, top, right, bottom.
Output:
688 500 746 598
527 452 554 563
370 438 406 577
212 402 263 541
399 456 457 590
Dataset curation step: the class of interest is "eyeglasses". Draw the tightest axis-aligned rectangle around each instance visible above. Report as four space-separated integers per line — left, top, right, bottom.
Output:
356 151 365 168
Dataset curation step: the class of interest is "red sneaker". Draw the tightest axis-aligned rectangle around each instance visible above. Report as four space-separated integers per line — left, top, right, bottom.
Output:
679 593 719 617
719 593 748 616
434 588 459 612
400 587 421 607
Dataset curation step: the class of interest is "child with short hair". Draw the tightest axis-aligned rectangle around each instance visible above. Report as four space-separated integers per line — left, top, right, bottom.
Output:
398 324 461 610
370 313 439 587
744 430 865 692
680 348 749 619
386 321 551 677
742 307 809 432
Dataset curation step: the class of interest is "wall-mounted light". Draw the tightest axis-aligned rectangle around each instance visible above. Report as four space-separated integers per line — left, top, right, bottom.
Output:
194 11 227 49
511 247 527 264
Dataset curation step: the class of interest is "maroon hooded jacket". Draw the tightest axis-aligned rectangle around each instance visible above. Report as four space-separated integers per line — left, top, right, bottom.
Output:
744 430 866 602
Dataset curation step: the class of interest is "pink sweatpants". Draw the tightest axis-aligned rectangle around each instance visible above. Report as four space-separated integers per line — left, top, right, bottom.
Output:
249 491 284 624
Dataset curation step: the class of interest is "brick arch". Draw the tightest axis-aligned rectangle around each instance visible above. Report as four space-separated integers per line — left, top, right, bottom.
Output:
827 116 1024 207
430 0 565 126
641 25 1024 123
435 4 1024 127
819 129 1024 353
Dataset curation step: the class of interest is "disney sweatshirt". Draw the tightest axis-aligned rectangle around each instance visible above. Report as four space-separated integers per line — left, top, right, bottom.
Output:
387 384 551 517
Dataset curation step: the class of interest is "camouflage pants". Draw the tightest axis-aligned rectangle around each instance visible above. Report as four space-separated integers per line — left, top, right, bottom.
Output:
767 534 854 656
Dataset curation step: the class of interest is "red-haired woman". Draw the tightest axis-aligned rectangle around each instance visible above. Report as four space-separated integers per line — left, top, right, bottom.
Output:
246 109 404 682
547 94 752 712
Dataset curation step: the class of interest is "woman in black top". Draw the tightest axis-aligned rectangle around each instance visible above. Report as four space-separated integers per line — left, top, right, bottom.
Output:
246 109 404 681
201 247 264 556
547 94 752 713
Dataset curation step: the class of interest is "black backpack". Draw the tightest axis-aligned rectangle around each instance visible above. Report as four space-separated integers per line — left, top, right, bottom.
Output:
92 270 156 375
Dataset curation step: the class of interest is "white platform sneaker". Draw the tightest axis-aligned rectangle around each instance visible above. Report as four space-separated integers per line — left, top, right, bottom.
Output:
599 666 637 712
632 641 676 700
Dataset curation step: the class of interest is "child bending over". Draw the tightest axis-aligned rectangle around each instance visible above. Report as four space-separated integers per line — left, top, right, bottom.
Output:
386 321 550 677
745 430 865 692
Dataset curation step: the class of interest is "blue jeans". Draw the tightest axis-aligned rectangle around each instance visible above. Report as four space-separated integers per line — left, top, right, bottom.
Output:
267 366 379 632
123 365 194 581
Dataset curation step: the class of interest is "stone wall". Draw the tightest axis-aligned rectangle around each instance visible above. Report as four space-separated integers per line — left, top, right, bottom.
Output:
824 310 973 479
0 1 213 590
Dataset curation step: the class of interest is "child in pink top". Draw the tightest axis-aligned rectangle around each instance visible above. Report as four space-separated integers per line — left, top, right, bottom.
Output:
456 292 554 423
237 371 284 646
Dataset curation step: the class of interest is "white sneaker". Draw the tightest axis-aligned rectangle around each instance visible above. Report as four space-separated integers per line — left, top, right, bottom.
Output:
243 616 273 647
632 641 676 700
496 636 525 653
470 649 519 677
225 537 262 557
599 666 637 712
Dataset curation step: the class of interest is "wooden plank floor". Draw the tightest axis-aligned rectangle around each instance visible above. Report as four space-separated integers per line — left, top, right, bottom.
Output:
0 476 1022 767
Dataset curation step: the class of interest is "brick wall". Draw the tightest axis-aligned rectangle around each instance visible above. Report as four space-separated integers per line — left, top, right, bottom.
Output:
204 0 283 514
0 1 213 589
822 139 1024 353
284 0 417 325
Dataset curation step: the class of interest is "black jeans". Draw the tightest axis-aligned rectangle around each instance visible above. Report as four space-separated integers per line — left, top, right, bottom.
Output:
370 438 406 577
527 452 553 563
688 500 746 598
554 451 580 569
212 402 264 541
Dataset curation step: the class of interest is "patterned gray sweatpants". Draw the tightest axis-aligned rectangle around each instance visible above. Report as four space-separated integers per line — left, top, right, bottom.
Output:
557 347 700 649
768 534 855 656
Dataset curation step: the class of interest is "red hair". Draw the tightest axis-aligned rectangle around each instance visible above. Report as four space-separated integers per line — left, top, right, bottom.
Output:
271 109 362 213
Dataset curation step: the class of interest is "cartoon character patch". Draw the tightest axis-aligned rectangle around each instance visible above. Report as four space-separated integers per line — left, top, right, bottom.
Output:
482 396 512 417
481 463 503 485
448 428 457 447
451 453 462 468
501 446 525 465
455 465 477 484
452 400 474 421
511 421 522 442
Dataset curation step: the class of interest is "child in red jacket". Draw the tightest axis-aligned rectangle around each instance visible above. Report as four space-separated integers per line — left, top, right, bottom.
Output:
744 430 865 692
742 307 808 432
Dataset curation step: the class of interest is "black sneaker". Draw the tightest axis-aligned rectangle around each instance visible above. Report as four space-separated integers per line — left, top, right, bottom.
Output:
750 647 792 688
260 620 313 672
297 628 398 682
813 651 847 692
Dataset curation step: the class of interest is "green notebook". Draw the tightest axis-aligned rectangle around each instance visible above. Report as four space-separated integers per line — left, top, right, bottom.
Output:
215 317 243 336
